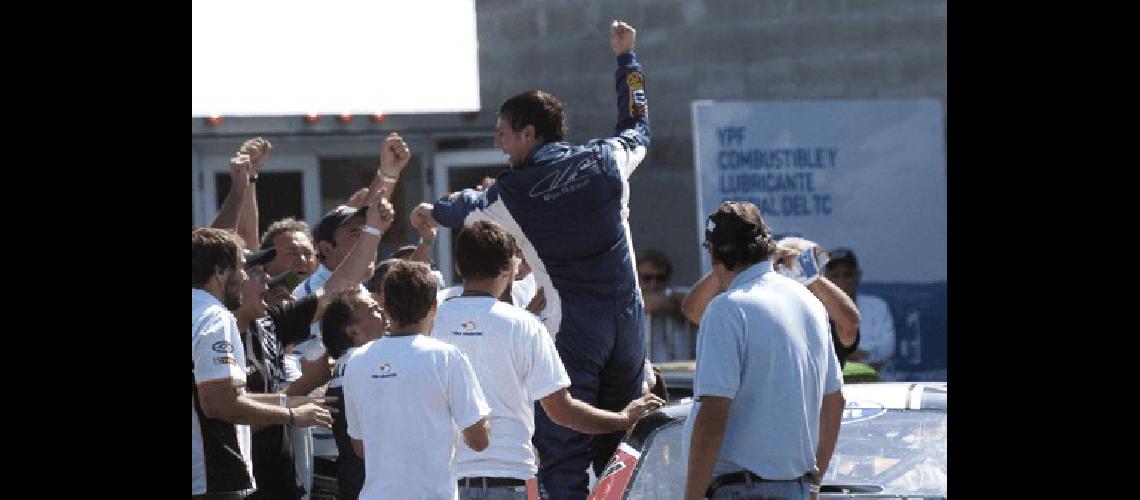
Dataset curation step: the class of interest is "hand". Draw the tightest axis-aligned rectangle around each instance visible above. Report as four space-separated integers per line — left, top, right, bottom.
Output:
620 393 665 426
526 287 546 315
229 153 252 189
238 137 273 175
795 244 828 285
291 403 334 428
298 350 332 388
365 188 395 233
611 20 636 55
411 203 439 230
409 208 438 240
379 132 411 177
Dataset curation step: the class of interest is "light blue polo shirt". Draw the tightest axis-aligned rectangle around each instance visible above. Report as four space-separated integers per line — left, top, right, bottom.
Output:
684 260 843 479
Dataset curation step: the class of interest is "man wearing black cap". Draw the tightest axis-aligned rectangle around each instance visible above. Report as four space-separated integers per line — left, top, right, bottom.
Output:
683 201 844 500
234 248 337 499
824 248 896 374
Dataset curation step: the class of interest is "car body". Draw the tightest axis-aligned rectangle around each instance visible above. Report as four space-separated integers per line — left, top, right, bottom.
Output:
589 379 946 499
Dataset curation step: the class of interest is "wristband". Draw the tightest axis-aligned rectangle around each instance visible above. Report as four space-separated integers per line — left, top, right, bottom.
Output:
379 169 399 183
363 225 383 236
248 175 258 184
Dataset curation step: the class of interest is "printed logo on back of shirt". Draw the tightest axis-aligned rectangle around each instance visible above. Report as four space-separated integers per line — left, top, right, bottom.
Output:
371 363 397 379
452 320 483 336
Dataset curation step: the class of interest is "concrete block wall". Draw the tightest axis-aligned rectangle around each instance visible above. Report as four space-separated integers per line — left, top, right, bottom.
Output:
475 0 946 286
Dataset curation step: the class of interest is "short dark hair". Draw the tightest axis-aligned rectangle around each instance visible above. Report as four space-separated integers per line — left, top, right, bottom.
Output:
636 249 673 279
192 227 244 287
321 290 363 359
260 218 312 250
382 261 438 327
366 258 400 294
455 221 514 280
703 201 775 271
499 90 566 143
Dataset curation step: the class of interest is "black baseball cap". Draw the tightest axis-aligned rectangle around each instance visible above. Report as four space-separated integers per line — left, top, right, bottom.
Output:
314 205 369 245
244 247 276 268
826 247 859 270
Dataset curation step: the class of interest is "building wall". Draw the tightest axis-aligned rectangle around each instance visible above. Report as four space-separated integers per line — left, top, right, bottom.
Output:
475 0 946 286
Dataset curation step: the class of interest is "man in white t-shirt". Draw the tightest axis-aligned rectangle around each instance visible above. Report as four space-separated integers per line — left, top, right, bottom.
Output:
192 227 333 498
434 221 665 499
342 260 492 500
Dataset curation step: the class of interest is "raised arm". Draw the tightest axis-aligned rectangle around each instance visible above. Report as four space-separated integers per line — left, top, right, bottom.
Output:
681 270 728 325
605 20 650 180
321 189 394 298
236 138 272 250
210 153 251 231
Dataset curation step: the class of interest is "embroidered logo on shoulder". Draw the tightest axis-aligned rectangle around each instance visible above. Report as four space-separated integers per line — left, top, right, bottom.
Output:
371 363 397 379
214 356 237 365
212 341 234 353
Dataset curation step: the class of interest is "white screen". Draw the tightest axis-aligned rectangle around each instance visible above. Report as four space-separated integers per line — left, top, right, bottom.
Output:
192 0 480 116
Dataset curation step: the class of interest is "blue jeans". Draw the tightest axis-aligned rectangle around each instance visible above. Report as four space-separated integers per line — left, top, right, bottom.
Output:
708 476 811 500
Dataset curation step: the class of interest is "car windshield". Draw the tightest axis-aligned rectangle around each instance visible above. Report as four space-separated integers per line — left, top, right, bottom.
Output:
623 408 946 499
825 409 946 497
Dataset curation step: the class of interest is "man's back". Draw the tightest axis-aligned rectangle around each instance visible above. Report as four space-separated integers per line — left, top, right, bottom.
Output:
432 296 570 479
688 263 842 479
342 335 490 499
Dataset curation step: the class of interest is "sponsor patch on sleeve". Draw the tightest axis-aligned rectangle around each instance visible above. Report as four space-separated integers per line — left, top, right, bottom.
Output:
626 72 646 117
212 340 234 353
214 356 237 365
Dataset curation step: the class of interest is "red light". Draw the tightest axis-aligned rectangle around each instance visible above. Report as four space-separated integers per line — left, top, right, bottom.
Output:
338 113 353 124
370 113 387 123
206 115 223 127
304 113 321 124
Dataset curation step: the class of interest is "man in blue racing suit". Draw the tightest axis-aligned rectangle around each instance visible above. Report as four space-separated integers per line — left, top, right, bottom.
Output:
413 20 650 499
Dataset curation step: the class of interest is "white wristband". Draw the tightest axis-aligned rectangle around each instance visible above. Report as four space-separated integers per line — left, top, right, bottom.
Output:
363 225 383 236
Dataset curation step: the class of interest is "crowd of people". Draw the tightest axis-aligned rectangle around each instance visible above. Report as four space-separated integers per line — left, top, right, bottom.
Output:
193 19 897 500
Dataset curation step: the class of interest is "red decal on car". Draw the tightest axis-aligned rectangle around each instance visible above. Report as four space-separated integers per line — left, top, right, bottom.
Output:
588 443 641 499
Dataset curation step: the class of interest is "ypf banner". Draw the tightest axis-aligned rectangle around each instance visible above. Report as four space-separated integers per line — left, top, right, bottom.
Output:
691 99 946 283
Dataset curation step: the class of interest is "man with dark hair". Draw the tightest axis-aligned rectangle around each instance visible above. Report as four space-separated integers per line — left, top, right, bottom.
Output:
320 289 390 500
414 21 651 497
824 247 895 373
261 218 318 279
342 260 492 498
192 228 332 499
436 221 663 499
682 201 845 500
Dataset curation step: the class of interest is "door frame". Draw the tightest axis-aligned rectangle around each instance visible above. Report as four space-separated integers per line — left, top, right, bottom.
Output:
432 148 508 285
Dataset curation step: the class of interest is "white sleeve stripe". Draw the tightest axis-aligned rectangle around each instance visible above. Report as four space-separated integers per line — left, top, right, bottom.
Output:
607 139 647 180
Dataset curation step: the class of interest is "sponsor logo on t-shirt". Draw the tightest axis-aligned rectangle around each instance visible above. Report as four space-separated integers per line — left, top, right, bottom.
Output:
214 356 237 365
212 340 234 353
452 320 483 336
371 363 397 379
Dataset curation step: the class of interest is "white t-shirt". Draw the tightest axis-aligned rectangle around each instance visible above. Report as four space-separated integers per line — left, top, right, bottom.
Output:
436 274 539 310
344 335 491 499
192 289 254 495
856 294 896 366
431 296 570 479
